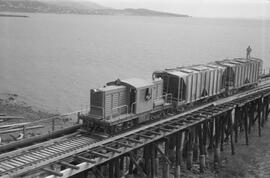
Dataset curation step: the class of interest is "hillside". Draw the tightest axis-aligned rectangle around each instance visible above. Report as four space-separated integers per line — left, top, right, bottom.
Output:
42 0 107 10
0 0 190 17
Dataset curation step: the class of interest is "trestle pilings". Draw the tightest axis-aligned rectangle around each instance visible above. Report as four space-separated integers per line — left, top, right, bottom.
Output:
73 94 270 178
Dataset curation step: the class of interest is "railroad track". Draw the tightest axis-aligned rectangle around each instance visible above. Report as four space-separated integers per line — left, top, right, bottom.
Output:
0 135 98 177
1 80 270 178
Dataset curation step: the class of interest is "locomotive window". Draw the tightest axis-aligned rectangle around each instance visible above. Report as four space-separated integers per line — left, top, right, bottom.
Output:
145 88 152 101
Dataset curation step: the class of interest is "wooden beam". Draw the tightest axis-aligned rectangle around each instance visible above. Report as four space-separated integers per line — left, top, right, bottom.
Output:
129 152 147 175
58 161 79 170
102 146 121 153
112 141 132 148
125 137 143 144
166 124 179 129
154 144 171 164
0 122 31 129
136 133 153 139
42 168 63 177
147 130 161 135
159 127 171 132
75 155 96 164
92 167 104 178
0 116 24 120
0 125 44 134
88 151 109 159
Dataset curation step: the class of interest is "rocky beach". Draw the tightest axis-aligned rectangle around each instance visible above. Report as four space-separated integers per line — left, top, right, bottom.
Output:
0 93 74 144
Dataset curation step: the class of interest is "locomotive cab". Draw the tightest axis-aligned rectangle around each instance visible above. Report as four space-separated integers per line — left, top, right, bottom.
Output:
110 78 155 115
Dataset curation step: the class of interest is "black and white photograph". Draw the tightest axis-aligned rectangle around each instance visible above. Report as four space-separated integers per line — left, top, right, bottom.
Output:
0 0 270 177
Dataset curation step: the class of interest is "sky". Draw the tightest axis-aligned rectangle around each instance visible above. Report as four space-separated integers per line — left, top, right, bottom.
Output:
90 0 270 19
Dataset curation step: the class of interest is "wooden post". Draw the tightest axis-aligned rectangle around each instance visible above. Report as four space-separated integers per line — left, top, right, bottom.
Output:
144 145 151 177
208 121 214 151
198 124 205 172
180 131 185 163
93 166 104 178
202 121 208 156
262 97 266 127
120 157 125 178
258 97 262 137
265 96 269 120
234 107 240 143
229 110 235 155
193 128 199 163
109 160 114 178
249 102 255 133
214 117 220 170
154 153 159 178
238 107 243 133
77 112 80 124
248 103 251 133
84 170 89 178
244 105 249 145
220 114 225 152
150 144 157 178
263 96 269 122
128 156 134 178
163 141 170 178
187 129 193 170
229 111 235 155
174 132 182 178
168 136 176 163
52 118 55 132
22 125 26 139
115 158 120 178
266 96 269 120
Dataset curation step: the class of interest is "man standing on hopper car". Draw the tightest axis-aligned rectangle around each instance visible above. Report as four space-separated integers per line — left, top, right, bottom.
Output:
246 45 252 59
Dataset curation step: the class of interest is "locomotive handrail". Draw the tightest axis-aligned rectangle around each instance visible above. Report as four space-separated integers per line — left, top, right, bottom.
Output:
110 105 128 119
164 93 173 104
262 68 270 75
131 102 136 113
154 93 172 103
75 106 90 116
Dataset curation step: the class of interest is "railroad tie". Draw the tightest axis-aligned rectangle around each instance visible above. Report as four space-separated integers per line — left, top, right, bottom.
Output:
112 141 132 148
126 137 144 144
88 151 109 159
75 155 96 164
102 146 121 153
58 161 79 170
42 168 63 177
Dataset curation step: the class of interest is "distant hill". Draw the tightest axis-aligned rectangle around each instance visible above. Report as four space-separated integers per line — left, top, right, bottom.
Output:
0 0 190 17
42 0 107 10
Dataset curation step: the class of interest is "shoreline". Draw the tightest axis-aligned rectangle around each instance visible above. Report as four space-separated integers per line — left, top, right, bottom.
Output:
0 94 74 144
0 13 28 18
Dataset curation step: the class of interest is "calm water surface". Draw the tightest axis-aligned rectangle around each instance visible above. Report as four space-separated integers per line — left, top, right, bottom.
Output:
0 13 269 113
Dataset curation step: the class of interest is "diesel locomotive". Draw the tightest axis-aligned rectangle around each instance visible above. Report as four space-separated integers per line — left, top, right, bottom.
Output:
80 57 263 135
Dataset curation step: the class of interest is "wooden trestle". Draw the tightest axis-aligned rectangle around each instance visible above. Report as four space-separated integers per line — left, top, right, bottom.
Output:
0 85 270 178
46 88 270 178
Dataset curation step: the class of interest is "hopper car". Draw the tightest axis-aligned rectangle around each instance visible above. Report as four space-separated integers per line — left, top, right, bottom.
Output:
79 58 263 135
